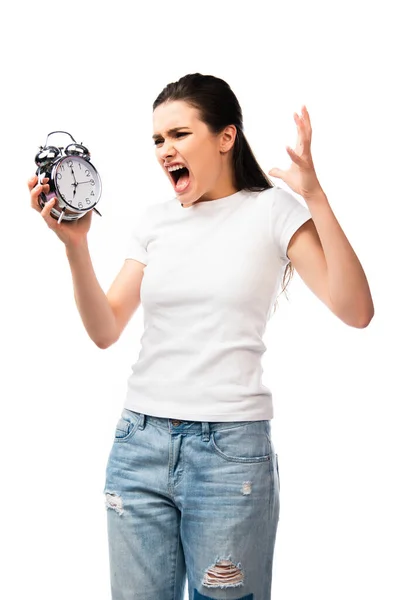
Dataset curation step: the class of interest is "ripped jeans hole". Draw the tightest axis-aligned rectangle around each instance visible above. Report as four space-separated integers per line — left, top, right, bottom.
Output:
202 558 244 588
105 492 124 515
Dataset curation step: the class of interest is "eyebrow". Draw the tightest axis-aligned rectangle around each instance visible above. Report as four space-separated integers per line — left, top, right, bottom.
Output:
152 127 191 140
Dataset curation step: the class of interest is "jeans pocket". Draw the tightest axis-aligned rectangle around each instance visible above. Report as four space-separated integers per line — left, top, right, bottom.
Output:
113 409 141 443
210 421 272 463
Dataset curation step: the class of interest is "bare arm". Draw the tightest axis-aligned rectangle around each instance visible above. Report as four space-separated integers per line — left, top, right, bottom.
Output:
65 240 117 349
28 174 143 348
66 241 145 349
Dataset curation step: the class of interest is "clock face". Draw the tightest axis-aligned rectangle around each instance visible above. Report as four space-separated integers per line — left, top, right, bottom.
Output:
53 155 101 211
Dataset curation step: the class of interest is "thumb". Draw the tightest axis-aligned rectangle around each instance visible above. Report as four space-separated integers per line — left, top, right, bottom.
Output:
268 168 282 179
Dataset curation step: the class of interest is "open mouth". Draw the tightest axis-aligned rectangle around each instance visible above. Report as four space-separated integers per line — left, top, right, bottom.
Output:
169 166 189 185
167 165 191 193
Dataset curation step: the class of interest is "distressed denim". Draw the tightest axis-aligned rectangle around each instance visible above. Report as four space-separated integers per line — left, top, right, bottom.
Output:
103 409 280 600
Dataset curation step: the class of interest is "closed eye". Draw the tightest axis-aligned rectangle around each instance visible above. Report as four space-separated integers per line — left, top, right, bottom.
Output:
153 132 190 146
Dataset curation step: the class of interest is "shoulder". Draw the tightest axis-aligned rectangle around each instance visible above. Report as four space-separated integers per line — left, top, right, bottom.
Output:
265 186 312 221
244 185 299 214
249 185 299 210
260 185 302 206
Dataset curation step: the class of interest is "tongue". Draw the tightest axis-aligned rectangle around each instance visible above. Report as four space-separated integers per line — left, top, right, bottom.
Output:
176 171 190 192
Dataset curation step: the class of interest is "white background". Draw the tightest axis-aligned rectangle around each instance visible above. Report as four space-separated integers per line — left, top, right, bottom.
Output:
1 0 398 598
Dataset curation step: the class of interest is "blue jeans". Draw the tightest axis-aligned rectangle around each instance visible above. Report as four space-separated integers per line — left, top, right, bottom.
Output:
103 409 280 600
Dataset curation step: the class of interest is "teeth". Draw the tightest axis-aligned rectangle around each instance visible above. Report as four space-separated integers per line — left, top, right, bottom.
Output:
167 164 186 172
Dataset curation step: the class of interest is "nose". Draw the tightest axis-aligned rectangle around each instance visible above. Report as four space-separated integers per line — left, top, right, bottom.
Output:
159 139 176 161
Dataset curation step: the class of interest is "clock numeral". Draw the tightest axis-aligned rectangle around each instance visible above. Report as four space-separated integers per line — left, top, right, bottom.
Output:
60 193 66 200
60 164 65 172
56 173 62 180
90 190 95 196
78 202 83 209
85 169 91 177
85 198 91 204
78 163 82 170
90 179 95 186
67 160 73 167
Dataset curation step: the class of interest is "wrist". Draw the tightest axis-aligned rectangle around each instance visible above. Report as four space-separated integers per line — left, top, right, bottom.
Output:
65 238 89 256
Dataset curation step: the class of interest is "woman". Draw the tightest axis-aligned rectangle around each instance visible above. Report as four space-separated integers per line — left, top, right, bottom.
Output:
28 73 374 600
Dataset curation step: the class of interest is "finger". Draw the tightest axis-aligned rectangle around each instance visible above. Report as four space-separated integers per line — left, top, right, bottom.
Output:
286 146 301 165
298 108 312 135
28 176 49 192
41 197 56 223
30 182 44 209
30 179 49 195
30 182 49 212
27 175 38 191
302 105 311 124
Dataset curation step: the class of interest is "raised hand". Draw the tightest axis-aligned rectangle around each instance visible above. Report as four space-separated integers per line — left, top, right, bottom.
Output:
268 105 323 199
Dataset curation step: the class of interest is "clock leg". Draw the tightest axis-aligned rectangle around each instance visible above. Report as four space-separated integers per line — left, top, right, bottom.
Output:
57 207 66 224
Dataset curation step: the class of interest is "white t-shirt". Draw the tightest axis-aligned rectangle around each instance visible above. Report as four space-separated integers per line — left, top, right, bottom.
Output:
123 186 312 421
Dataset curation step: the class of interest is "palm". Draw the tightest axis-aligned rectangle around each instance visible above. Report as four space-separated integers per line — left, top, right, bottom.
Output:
52 209 93 245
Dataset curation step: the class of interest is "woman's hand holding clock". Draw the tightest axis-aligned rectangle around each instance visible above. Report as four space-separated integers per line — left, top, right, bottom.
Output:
28 174 93 248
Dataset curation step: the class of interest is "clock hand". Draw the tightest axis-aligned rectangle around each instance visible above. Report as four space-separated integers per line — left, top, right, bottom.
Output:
70 165 77 185
70 181 78 198
75 180 93 185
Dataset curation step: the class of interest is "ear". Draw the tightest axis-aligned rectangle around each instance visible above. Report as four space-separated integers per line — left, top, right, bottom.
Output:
219 125 237 153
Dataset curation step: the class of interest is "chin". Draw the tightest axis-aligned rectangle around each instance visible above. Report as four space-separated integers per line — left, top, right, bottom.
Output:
180 191 199 204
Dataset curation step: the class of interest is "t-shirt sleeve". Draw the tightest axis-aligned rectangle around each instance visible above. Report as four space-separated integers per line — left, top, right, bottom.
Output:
125 207 151 265
270 186 313 264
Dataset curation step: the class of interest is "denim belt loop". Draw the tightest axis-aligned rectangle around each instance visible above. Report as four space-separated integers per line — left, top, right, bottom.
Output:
138 413 146 430
201 421 210 442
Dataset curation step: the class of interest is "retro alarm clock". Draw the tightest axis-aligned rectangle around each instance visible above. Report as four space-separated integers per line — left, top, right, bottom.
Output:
35 130 102 223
